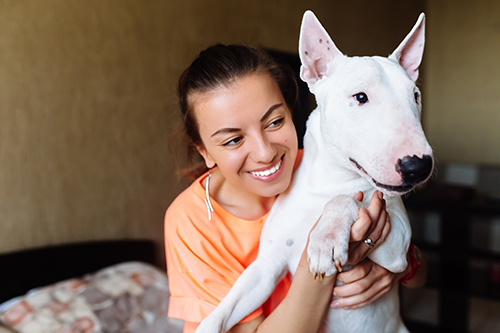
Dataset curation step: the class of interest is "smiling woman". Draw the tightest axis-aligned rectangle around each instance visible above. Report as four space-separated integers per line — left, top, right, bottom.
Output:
166 45 301 331
193 73 298 206
176 45 299 181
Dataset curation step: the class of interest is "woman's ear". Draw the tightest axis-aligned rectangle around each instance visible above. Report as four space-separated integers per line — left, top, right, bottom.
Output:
196 145 216 169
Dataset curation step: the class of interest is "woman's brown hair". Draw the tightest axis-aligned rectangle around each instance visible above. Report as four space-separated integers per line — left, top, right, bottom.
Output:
176 44 298 181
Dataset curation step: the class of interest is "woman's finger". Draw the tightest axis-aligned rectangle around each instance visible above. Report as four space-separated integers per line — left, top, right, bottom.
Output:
336 284 393 310
366 191 385 229
351 191 385 242
350 207 372 242
353 191 364 202
365 200 389 246
335 261 390 297
336 258 372 284
348 209 388 264
355 192 390 248
331 262 394 309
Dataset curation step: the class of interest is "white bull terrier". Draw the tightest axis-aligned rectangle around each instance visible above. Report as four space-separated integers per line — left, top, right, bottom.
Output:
196 10 433 333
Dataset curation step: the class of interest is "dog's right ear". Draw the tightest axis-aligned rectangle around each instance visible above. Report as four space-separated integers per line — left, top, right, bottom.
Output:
298 10 344 87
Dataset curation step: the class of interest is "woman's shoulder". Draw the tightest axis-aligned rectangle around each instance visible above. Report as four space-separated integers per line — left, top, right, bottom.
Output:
165 176 206 229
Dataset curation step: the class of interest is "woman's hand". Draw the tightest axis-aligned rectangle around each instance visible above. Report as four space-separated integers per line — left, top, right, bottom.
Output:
331 259 395 309
348 191 391 265
331 244 429 310
330 190 394 310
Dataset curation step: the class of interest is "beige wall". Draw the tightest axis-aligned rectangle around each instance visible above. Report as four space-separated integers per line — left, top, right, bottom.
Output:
0 0 427 264
0 0 179 262
424 0 500 165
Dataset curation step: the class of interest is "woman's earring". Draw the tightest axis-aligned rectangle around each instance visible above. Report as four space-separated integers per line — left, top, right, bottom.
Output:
204 169 214 222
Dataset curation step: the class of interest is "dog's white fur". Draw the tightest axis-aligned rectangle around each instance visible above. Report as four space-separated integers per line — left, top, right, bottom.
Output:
196 10 432 333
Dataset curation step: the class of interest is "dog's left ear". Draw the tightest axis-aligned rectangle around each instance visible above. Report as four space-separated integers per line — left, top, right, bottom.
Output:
298 10 344 87
390 13 426 82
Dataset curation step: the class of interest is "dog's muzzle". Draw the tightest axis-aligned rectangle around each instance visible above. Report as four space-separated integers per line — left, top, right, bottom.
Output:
350 155 433 194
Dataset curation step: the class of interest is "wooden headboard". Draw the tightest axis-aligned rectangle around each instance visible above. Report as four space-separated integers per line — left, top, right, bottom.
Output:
0 239 158 303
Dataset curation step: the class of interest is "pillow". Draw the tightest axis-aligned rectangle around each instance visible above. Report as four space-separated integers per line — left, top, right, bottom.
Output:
0 262 184 333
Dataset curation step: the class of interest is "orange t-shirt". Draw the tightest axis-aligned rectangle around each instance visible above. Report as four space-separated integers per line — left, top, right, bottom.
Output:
165 172 292 332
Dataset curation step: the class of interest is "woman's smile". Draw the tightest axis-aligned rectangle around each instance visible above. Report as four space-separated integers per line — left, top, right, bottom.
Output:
249 156 284 179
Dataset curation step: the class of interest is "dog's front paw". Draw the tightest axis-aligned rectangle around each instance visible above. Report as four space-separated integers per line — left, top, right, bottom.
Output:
307 222 349 278
307 196 359 278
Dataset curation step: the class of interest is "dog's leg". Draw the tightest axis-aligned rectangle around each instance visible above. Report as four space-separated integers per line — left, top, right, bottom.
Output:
307 195 360 277
368 196 411 273
195 255 288 333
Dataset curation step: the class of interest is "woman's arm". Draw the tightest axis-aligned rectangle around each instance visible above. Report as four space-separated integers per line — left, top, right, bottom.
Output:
229 192 388 333
249 249 338 333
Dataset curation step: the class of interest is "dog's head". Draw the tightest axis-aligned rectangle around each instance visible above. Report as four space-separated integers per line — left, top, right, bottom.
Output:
299 11 433 197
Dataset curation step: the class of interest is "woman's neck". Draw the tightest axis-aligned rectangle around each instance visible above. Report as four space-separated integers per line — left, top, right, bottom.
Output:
206 168 276 220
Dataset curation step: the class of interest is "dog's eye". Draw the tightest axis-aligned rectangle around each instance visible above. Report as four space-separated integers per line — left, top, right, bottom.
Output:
414 91 420 104
354 92 369 104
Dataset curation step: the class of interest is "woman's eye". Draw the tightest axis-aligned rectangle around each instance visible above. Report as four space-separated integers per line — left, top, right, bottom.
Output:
268 117 285 128
353 92 369 104
223 136 242 147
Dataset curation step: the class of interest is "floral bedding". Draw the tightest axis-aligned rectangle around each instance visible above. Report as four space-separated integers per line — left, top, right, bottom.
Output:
0 262 183 333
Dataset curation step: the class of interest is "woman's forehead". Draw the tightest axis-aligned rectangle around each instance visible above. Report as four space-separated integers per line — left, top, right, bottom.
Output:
192 73 284 126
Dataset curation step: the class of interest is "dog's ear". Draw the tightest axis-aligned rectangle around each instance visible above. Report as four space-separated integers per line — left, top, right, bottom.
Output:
298 10 343 87
390 13 426 82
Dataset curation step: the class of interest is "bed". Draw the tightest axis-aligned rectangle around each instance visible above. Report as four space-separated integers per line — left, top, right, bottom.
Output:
0 239 183 333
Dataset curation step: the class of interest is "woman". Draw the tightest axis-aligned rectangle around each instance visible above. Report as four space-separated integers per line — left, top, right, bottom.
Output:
165 44 427 333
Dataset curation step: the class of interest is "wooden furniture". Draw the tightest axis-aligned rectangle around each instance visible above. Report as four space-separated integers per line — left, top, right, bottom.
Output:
402 183 500 332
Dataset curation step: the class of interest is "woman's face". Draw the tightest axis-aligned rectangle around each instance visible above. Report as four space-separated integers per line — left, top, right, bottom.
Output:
193 72 298 198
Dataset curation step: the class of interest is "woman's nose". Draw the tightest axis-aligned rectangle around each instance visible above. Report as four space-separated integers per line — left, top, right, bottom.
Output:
251 134 276 163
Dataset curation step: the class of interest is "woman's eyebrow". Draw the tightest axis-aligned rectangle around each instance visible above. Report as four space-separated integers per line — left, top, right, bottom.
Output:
211 127 240 138
260 103 284 122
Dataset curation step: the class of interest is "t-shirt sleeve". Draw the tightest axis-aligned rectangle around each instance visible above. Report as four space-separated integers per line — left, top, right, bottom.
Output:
164 201 264 324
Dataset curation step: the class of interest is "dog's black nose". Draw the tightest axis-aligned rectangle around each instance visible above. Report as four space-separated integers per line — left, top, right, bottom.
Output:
397 155 433 185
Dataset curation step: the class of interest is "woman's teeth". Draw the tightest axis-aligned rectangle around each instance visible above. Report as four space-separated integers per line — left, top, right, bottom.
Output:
250 159 282 177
